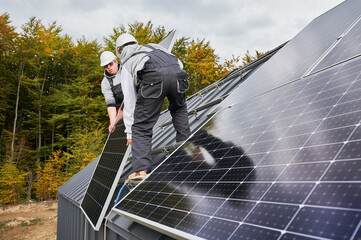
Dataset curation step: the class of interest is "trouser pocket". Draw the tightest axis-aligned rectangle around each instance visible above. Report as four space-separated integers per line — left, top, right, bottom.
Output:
176 71 189 93
140 81 163 98
140 72 163 98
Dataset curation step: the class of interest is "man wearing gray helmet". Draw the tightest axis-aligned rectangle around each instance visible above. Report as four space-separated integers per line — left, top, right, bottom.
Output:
99 51 136 142
115 34 191 186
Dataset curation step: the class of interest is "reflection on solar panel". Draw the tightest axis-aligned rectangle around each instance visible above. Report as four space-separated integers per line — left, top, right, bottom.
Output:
80 121 130 230
113 56 361 239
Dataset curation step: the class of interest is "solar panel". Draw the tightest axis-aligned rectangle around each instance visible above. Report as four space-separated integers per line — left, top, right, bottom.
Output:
113 55 361 239
80 121 130 230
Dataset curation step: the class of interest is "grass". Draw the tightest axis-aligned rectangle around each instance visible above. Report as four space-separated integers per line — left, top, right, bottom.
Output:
20 218 42 227
0 220 11 229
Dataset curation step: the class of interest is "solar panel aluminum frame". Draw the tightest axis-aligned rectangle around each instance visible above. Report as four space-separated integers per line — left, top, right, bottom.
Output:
80 135 131 231
112 209 205 240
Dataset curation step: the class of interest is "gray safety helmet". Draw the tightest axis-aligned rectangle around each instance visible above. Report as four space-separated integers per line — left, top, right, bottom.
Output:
115 34 138 57
100 51 116 67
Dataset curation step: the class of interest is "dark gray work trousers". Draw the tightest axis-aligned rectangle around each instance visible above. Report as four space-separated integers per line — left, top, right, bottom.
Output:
131 50 191 172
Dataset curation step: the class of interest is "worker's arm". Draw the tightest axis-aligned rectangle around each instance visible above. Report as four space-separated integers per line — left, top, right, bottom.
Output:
121 68 137 145
107 107 123 133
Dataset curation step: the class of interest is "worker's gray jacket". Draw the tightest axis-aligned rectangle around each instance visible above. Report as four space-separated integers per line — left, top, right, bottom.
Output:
101 67 136 139
101 68 123 108
118 43 183 85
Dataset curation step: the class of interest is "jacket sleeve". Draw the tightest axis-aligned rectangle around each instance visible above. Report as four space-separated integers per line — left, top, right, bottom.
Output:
101 78 117 107
120 68 137 139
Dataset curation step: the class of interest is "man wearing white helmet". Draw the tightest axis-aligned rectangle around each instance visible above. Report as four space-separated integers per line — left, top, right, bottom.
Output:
115 33 191 185
100 51 136 141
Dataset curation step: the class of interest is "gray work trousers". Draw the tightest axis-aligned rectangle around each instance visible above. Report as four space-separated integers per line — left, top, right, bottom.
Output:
131 69 191 172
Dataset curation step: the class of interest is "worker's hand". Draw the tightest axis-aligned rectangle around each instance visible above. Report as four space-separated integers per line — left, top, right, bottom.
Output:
126 139 132 146
108 123 115 133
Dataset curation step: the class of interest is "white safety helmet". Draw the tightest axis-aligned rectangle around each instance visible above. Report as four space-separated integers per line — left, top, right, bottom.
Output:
100 51 116 67
115 33 138 57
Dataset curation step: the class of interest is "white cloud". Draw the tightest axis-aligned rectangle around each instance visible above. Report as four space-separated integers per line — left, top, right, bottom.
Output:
3 0 345 62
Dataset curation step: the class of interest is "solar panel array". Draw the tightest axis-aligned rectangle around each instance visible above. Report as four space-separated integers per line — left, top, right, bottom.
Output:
112 1 361 239
113 54 361 240
80 122 129 230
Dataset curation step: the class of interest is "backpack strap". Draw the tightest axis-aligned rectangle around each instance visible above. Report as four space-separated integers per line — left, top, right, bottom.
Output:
122 45 157 65
107 77 114 88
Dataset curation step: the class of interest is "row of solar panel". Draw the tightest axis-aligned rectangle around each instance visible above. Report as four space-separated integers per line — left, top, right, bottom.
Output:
114 49 361 240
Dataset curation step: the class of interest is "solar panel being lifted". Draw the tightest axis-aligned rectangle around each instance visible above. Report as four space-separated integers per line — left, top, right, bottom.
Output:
113 55 361 240
80 121 130 230
112 0 361 239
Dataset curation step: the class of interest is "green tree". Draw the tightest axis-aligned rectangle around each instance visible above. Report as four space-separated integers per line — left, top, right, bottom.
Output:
0 13 18 163
19 18 64 164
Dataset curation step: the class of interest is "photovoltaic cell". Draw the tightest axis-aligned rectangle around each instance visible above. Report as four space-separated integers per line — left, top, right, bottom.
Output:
80 121 129 230
197 218 239 240
214 199 255 221
230 183 271 201
306 183 361 209
321 160 361 181
261 183 315 204
231 224 280 240
287 207 361 240
113 55 361 239
281 233 326 240
244 202 299 229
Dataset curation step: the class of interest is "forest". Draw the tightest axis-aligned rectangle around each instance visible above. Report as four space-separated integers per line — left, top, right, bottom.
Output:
0 13 263 204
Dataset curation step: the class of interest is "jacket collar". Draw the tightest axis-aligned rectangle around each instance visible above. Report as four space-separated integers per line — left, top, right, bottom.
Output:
119 44 139 65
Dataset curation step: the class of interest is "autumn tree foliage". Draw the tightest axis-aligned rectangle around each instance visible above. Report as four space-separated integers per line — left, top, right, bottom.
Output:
34 150 70 201
0 161 27 204
0 14 264 204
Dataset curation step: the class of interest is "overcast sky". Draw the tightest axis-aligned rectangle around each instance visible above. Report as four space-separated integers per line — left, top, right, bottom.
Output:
3 0 344 62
